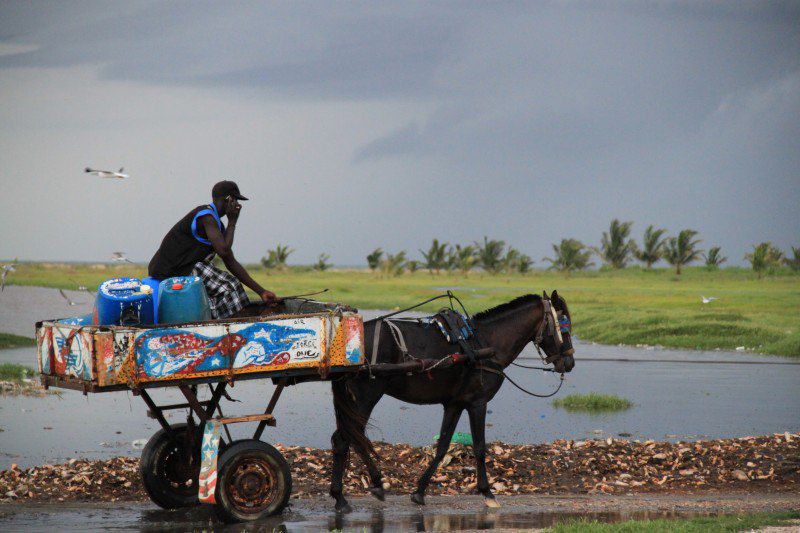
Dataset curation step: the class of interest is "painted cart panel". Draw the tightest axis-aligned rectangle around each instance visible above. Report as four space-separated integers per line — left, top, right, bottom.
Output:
36 312 365 389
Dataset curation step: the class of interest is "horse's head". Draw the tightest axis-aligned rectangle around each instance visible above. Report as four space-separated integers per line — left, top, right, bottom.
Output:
534 290 575 374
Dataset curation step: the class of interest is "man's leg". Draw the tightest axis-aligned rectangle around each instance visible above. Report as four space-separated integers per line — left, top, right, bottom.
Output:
192 260 250 319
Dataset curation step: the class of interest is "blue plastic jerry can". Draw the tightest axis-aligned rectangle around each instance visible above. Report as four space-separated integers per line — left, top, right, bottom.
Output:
157 276 212 324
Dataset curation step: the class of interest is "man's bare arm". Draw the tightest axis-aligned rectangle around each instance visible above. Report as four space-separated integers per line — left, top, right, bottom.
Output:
202 216 276 302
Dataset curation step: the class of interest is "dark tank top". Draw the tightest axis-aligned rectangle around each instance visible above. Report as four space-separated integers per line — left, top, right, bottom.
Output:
148 204 225 280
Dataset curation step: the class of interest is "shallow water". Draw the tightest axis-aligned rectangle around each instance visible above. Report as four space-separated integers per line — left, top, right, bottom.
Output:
1 306 798 469
0 285 94 338
0 497 739 532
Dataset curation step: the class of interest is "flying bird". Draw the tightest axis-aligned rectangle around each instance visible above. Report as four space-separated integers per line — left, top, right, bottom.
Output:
71 279 96 296
59 289 80 306
110 252 133 263
85 167 129 179
1 264 16 292
701 296 717 304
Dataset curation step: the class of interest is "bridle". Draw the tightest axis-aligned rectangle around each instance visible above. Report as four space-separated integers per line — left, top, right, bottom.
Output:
532 297 573 364
533 297 561 351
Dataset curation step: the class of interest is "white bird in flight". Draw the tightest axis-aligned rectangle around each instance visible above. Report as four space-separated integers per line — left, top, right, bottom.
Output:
701 296 717 304
1 264 16 292
58 289 80 306
110 252 133 263
70 279 96 296
85 167 129 179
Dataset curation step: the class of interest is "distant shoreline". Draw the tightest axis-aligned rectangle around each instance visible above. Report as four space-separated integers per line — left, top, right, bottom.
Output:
1 264 798 357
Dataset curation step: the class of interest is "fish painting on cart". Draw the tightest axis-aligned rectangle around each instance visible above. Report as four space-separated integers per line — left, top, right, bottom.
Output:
134 318 324 380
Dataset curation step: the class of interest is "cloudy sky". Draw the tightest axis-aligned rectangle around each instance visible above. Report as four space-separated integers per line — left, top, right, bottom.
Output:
1 1 798 266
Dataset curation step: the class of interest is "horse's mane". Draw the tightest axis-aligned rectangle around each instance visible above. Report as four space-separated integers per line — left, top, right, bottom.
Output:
472 294 541 322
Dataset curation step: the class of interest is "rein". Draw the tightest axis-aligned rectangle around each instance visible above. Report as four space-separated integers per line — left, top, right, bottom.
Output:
487 296 569 397
366 291 470 323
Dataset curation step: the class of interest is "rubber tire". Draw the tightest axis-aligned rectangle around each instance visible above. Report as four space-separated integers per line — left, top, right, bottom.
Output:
215 440 292 523
140 423 201 509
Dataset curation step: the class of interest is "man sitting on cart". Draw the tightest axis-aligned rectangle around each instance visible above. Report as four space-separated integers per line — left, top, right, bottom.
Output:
148 180 277 319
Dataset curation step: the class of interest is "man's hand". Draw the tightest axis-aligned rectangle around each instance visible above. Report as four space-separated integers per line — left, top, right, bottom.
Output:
260 289 278 304
226 196 242 223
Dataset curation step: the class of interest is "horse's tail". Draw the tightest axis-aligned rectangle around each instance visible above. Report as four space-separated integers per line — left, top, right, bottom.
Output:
332 378 377 458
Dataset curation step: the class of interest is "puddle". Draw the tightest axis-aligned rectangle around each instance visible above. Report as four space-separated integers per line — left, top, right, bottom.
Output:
0 498 727 532
1 310 798 469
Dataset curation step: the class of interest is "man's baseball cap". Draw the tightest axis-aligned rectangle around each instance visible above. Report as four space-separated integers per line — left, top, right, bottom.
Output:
212 180 249 201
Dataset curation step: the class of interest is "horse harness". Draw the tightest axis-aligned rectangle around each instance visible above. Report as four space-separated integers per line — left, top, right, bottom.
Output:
367 297 569 396
369 308 481 367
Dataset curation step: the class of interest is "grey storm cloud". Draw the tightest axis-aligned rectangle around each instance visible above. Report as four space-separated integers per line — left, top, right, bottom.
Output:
0 1 798 265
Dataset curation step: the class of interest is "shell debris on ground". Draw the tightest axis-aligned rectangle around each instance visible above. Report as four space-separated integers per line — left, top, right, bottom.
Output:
1 433 797 503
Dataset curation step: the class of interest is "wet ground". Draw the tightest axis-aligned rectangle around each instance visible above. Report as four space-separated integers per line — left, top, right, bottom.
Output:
1 288 799 469
1 492 798 532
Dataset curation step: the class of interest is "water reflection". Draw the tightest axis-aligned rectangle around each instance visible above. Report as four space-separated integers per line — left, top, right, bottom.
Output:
0 501 707 532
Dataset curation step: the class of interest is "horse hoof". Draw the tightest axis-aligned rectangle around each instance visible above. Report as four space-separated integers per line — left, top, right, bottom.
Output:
335 502 353 514
484 496 501 508
369 486 385 501
410 492 425 506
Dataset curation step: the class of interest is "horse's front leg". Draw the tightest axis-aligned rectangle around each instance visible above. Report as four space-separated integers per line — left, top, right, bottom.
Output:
411 403 463 505
329 429 353 513
467 402 499 508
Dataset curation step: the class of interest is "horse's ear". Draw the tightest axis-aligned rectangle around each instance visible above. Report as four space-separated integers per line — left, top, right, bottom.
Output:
551 289 561 309
542 290 550 300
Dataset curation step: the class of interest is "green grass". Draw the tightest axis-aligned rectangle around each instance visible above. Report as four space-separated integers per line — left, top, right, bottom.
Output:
0 363 36 382
547 511 800 532
552 393 632 413
3 262 800 356
0 333 37 349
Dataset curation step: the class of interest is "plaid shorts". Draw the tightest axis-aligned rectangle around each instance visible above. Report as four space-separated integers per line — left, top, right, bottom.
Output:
192 257 250 319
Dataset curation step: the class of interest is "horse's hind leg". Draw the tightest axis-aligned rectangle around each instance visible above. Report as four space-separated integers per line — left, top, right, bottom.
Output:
330 429 353 513
330 378 386 512
411 403 463 505
351 430 386 501
350 385 388 501
467 402 499 508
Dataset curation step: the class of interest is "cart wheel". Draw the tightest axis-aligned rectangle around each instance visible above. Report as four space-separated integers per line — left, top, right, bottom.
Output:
140 423 201 509
215 440 292 523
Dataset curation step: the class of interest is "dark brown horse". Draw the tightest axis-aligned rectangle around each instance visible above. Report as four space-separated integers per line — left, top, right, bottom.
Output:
329 291 575 512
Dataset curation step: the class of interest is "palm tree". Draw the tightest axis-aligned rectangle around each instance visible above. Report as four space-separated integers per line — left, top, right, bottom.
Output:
703 246 727 270
475 236 505 274
406 260 421 273
663 230 702 275
452 244 477 276
366 248 383 272
501 247 521 274
420 239 448 275
745 242 784 277
261 244 293 270
444 246 458 273
543 239 594 273
314 253 331 271
380 251 407 277
599 219 636 269
517 253 534 274
785 247 800 272
635 225 667 268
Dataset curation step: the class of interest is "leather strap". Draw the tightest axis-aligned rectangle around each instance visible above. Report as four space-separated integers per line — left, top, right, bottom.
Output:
385 320 410 359
371 320 383 365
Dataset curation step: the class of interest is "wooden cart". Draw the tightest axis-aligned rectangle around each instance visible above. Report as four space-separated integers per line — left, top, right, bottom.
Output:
35 299 365 522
